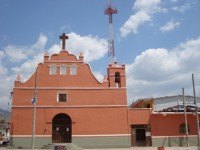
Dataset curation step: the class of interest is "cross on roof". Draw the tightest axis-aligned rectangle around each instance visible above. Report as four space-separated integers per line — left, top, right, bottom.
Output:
60 33 68 50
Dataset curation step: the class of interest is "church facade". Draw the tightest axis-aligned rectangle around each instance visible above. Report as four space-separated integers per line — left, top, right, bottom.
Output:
10 33 130 148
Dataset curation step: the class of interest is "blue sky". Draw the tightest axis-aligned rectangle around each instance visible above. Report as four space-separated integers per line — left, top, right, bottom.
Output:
0 0 200 110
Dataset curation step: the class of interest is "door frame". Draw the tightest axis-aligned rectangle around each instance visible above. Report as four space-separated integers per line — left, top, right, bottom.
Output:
131 124 152 147
52 113 72 143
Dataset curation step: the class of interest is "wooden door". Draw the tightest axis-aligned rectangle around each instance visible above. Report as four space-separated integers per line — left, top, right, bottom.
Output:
52 113 72 143
136 129 146 146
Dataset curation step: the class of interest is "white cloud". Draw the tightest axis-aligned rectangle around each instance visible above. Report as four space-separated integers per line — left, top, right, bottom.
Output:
47 32 107 62
133 0 162 13
0 62 13 110
48 44 60 55
4 33 48 63
126 37 200 104
0 62 7 76
120 0 166 37
120 11 151 36
172 3 191 13
33 33 48 50
60 25 71 32
67 32 107 62
128 48 179 81
170 0 178 2
0 51 5 59
160 19 180 32
11 53 44 81
5 45 28 62
93 71 104 83
0 34 47 110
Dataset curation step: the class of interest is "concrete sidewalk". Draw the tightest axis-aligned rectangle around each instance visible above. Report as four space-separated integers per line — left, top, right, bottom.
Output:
0 147 199 150
84 147 199 150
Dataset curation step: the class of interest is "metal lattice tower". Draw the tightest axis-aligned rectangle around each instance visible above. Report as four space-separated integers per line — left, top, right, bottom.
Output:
104 0 118 62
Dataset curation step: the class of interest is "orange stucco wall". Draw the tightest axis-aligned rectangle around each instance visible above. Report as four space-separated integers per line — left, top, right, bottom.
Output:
11 107 129 135
12 88 127 106
11 50 129 137
151 113 200 136
128 109 151 125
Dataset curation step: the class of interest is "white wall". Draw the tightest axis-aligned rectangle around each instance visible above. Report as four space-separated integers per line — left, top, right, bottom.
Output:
153 95 200 111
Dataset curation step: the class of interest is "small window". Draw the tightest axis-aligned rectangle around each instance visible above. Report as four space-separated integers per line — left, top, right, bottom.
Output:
60 65 67 75
50 65 57 75
70 65 77 75
57 93 67 102
179 123 190 134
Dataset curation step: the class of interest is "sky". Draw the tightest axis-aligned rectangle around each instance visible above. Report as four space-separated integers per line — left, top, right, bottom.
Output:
0 0 200 110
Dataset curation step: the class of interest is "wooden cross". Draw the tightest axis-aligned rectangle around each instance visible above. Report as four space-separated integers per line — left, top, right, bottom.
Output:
60 33 68 50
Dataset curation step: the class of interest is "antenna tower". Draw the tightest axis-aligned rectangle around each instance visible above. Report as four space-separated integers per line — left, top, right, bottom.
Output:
104 0 118 62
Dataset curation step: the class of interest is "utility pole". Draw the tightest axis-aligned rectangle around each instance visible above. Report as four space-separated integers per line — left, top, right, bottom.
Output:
192 74 200 147
182 88 189 147
31 67 38 150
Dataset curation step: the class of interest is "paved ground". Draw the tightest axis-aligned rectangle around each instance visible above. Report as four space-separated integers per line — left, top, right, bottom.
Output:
0 147 199 150
84 147 199 150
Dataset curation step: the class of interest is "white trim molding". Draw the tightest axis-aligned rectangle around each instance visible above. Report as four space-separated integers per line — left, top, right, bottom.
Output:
72 134 131 137
10 134 130 138
10 135 51 138
14 87 126 90
12 105 128 108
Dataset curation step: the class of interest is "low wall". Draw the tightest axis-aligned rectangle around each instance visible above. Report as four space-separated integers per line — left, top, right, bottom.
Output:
73 136 131 148
9 137 51 148
9 135 131 149
152 136 198 147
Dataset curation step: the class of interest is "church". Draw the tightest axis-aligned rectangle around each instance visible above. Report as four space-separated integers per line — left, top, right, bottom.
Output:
10 33 200 149
10 33 130 148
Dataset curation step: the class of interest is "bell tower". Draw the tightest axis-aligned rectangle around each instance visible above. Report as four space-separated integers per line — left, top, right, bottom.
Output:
107 61 126 88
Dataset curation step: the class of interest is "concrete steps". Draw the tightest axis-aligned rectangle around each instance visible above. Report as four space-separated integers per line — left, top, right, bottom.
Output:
41 143 82 150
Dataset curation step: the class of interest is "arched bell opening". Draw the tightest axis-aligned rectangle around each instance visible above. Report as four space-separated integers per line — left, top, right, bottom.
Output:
115 72 121 88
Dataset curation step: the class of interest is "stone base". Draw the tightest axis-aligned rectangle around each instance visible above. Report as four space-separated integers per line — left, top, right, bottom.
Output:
73 136 131 148
9 135 131 149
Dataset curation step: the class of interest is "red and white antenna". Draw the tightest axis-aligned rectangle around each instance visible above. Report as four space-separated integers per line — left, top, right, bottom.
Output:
104 0 118 62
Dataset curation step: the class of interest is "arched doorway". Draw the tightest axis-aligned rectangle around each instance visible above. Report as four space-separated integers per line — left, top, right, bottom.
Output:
52 113 72 143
